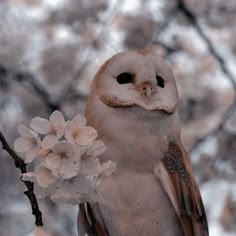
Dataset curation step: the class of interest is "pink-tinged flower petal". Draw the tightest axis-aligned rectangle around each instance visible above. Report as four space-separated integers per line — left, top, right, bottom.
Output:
22 172 36 182
59 158 80 179
34 227 52 236
46 141 81 178
42 134 59 149
55 127 64 139
86 141 106 157
71 114 86 129
30 117 50 134
50 191 82 205
65 121 74 143
101 161 117 176
25 146 40 163
38 148 50 158
73 175 92 194
66 143 81 160
74 127 97 145
51 141 76 154
14 137 33 152
49 110 65 129
51 141 67 153
35 165 56 188
17 125 36 138
86 174 100 186
81 157 102 175
44 153 61 170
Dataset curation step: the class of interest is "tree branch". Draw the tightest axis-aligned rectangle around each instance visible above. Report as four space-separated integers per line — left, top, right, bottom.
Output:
0 131 43 227
176 0 236 154
189 101 236 155
177 0 236 90
0 64 60 113
13 70 60 112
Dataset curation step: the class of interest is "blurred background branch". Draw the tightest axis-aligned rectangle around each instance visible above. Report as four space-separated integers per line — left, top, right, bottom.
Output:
175 0 236 156
0 0 236 235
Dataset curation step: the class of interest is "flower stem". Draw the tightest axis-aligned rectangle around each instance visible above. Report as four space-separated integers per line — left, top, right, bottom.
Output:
0 131 43 226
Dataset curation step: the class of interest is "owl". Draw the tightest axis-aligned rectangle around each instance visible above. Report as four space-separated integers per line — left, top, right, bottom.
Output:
77 50 209 236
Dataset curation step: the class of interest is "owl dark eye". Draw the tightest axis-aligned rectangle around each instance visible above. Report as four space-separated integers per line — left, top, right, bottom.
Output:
156 75 165 88
116 72 133 84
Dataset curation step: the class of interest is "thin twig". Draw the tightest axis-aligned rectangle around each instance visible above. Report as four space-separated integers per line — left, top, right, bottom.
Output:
13 71 60 112
0 131 43 226
0 64 60 113
155 41 181 55
189 101 236 155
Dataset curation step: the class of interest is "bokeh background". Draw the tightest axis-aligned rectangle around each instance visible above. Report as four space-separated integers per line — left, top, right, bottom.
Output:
0 0 236 235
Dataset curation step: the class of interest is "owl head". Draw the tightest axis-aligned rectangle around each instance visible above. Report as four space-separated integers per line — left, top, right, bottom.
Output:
93 50 178 114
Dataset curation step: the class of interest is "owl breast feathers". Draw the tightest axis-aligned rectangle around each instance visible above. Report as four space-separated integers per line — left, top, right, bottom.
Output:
78 50 209 236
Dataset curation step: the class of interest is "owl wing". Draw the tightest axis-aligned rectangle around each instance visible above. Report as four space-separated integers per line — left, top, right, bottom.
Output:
154 142 209 236
77 202 109 236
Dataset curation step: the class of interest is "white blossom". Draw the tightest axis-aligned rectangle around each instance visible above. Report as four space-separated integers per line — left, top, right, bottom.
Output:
43 141 81 179
34 227 51 236
14 125 41 163
30 110 65 149
22 172 37 182
49 157 106 204
101 160 117 177
50 190 82 205
65 114 97 146
22 169 59 198
86 160 117 185
83 140 107 157
22 156 116 204
35 165 56 188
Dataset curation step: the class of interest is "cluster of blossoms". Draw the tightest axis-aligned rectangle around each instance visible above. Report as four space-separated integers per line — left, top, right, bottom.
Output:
14 110 116 204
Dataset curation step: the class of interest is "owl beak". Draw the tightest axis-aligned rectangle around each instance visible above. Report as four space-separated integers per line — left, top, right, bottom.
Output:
140 82 153 98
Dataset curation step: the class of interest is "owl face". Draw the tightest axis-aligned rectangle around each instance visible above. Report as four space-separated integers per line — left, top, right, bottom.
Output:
94 50 178 114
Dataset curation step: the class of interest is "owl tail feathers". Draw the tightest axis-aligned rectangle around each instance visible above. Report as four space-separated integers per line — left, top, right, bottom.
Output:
77 202 110 236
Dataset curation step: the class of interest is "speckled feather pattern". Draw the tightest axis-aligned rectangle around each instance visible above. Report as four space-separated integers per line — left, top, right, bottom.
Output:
164 143 190 185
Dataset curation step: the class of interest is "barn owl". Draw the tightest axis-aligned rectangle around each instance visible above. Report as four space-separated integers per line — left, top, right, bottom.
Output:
77 50 209 236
